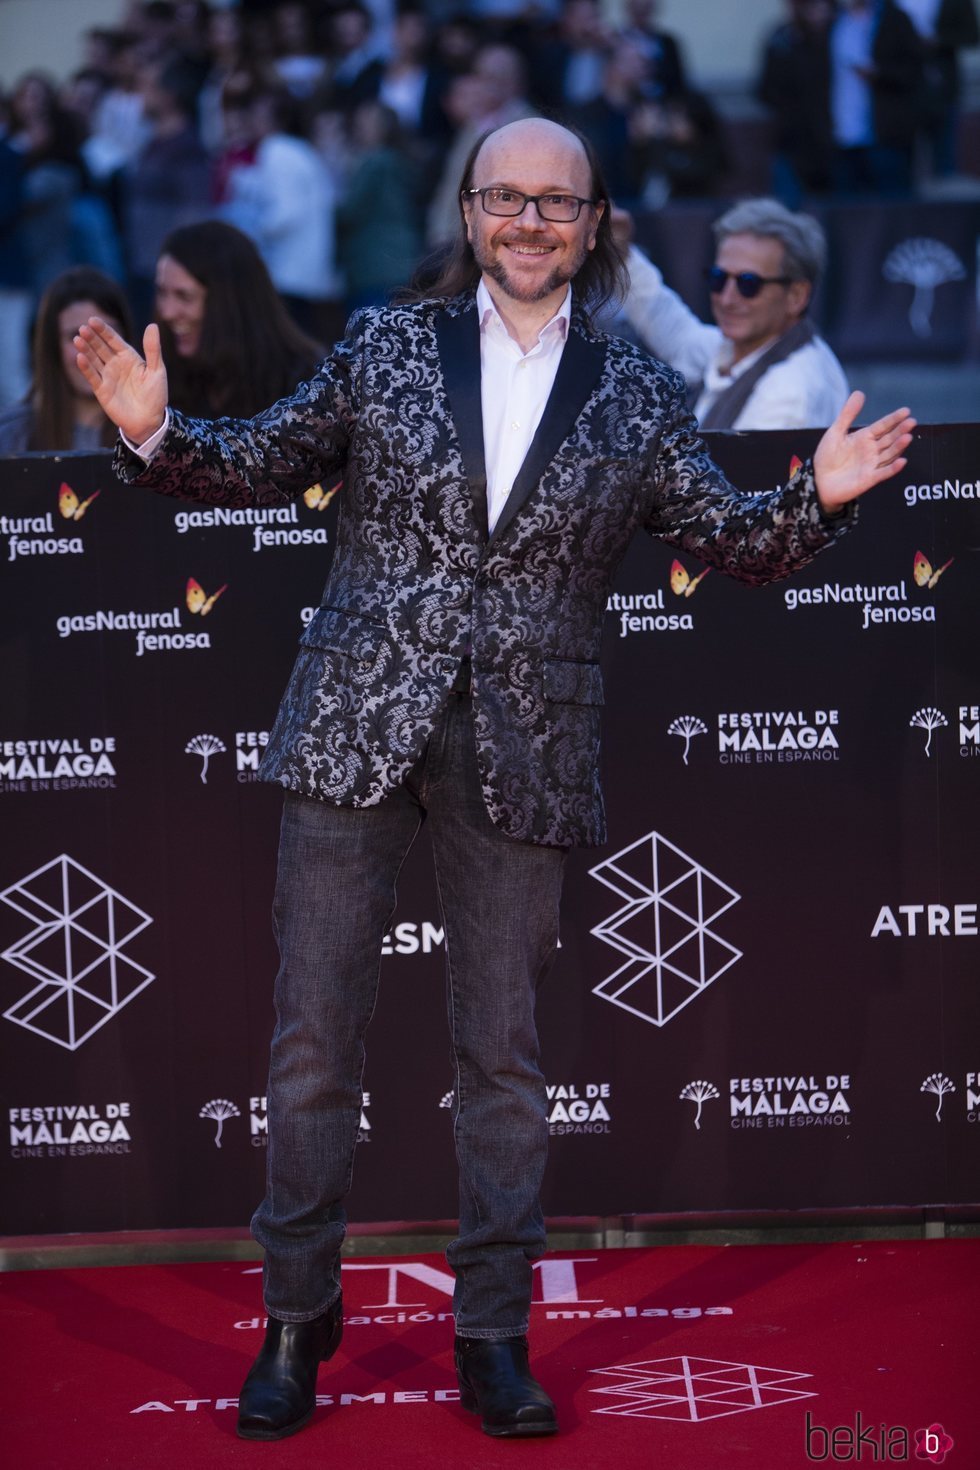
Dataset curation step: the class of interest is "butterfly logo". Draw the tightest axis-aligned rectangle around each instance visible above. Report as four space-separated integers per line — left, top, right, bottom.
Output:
186 577 228 616
58 482 100 521
913 551 953 589
303 481 340 512
670 559 710 598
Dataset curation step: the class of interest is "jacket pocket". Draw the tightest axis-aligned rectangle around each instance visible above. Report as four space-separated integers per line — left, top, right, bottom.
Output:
299 606 384 666
542 658 604 706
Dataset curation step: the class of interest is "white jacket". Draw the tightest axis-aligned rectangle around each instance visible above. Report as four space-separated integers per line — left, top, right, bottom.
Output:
226 133 338 301
623 245 849 431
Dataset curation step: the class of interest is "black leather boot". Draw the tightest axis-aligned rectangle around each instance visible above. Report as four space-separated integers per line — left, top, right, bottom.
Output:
237 1297 344 1440
455 1335 558 1437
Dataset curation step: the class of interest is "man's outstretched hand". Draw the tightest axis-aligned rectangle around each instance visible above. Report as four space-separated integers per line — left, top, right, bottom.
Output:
74 317 169 446
813 391 916 513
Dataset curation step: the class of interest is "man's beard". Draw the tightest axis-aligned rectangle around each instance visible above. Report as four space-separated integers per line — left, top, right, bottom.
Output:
472 234 590 303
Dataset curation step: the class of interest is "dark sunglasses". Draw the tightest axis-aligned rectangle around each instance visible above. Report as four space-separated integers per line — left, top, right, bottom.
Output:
705 266 793 298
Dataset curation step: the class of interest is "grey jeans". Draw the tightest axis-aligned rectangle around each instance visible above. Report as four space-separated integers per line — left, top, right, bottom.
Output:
251 692 566 1337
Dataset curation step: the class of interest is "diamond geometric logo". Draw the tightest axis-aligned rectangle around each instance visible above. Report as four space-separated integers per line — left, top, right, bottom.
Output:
2 855 154 1050
589 1355 816 1422
589 831 741 1027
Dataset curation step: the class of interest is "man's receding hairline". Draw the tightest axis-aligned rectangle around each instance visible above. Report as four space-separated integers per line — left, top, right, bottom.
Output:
472 120 592 183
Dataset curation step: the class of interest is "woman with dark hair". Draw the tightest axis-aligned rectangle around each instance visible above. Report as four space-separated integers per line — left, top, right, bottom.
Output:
154 220 324 419
0 265 131 451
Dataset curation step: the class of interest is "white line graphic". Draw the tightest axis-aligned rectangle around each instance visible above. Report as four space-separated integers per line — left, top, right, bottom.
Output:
589 1354 816 1422
2 855 154 1050
589 831 741 1026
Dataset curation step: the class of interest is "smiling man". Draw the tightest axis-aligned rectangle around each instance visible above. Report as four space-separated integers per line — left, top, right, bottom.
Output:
75 117 912 1446
616 196 849 429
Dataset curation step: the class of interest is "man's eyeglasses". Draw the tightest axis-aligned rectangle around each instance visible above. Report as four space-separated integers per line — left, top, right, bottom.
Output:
705 266 794 298
462 187 597 222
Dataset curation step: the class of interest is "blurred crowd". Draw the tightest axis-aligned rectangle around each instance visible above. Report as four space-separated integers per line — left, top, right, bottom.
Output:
0 0 977 430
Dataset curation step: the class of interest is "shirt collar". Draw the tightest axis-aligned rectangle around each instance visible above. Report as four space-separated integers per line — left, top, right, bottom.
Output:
476 278 571 346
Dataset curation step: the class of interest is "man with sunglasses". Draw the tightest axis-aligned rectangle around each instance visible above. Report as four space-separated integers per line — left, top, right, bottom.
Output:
76 119 912 1446
615 196 848 430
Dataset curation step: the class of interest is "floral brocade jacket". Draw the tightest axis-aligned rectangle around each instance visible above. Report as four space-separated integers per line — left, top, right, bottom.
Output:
115 290 853 849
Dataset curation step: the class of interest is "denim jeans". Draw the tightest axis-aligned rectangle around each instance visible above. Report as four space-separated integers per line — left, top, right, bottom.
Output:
251 692 566 1337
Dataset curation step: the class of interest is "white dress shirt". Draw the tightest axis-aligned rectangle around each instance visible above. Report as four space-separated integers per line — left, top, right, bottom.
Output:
476 278 571 534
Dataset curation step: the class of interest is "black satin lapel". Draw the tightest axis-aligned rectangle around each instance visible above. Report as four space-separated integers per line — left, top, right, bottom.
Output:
489 329 606 545
434 306 488 540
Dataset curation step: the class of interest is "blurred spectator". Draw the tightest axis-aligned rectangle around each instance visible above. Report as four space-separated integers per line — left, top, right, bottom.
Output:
154 220 325 418
222 87 340 339
0 135 32 408
137 1 183 61
198 6 253 154
894 0 980 176
122 56 212 323
426 43 536 246
830 0 923 195
531 0 610 113
212 69 260 204
171 1 214 80
619 0 688 97
309 100 353 195
628 88 729 207
57 70 128 279
0 265 132 450
614 198 849 430
8 73 86 294
271 1 328 100
336 100 423 310
567 40 655 204
327 3 387 112
757 0 836 206
79 31 152 183
378 6 438 136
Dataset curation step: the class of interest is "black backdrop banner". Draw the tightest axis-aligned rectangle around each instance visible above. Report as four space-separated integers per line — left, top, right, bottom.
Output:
1 426 977 1236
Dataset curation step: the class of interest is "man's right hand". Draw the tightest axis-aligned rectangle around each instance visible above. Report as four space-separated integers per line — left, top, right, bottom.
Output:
74 317 169 446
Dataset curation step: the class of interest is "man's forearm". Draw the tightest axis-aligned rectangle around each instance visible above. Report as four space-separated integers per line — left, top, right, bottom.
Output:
622 245 721 385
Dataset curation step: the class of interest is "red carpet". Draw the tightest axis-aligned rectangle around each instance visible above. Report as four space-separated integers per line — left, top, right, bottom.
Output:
5 1242 977 1468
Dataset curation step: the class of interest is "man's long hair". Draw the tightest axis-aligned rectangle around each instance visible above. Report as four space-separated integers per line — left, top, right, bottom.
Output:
408 122 627 321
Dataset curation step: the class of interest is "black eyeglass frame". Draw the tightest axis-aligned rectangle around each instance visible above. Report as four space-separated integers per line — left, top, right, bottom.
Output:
462 187 599 222
704 266 796 299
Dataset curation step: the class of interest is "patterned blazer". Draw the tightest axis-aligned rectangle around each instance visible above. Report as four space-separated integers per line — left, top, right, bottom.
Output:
116 290 853 848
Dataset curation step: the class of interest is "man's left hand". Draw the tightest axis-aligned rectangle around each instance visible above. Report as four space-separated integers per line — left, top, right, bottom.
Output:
813 391 916 512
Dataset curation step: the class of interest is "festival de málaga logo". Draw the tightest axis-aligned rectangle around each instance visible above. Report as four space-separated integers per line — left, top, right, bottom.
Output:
728 1073 853 1130
960 703 980 758
0 735 118 794
54 575 228 656
667 708 841 766
920 1073 955 1122
3 481 99 561
185 734 227 783
171 479 339 552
